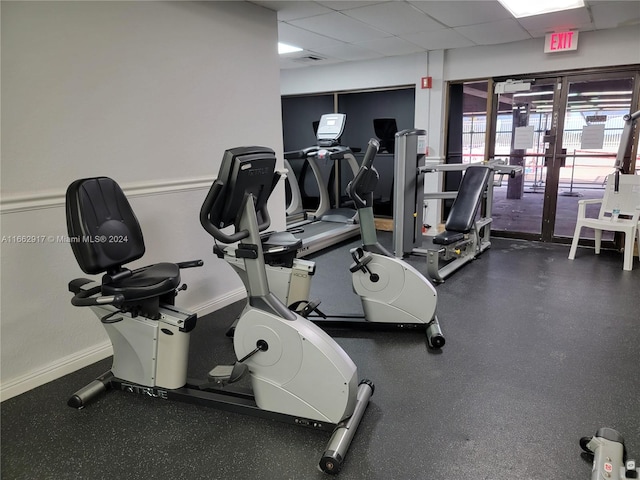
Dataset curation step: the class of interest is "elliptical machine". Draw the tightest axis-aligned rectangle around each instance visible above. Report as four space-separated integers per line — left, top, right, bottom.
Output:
64 148 373 474
309 139 445 349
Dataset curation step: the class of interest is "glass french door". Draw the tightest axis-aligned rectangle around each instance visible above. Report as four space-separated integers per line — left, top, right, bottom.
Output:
489 70 639 242
490 78 557 239
552 74 636 242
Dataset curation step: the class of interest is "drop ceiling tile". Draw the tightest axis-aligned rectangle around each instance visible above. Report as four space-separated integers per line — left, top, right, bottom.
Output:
280 55 346 69
310 43 382 61
317 1 387 11
590 1 640 29
279 22 344 49
409 1 512 27
516 7 593 36
270 0 638 68
252 1 334 21
455 18 531 45
355 36 426 56
343 2 445 35
402 28 476 50
288 11 393 43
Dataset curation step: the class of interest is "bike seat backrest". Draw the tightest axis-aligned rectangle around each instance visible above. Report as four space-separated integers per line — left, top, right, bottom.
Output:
444 166 492 233
66 177 145 274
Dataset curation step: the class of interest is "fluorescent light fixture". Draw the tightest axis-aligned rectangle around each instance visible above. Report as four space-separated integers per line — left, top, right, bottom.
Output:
513 91 554 98
498 0 584 18
278 42 303 54
572 91 633 96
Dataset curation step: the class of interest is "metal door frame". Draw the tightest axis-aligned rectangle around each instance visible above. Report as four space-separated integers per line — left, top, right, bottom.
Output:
484 66 640 242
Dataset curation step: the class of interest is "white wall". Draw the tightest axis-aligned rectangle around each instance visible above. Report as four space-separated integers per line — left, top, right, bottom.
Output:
0 1 284 400
281 25 640 228
281 53 425 95
281 52 447 224
444 25 640 80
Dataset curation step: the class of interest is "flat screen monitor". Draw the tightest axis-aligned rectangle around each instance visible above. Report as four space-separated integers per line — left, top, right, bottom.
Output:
316 113 346 145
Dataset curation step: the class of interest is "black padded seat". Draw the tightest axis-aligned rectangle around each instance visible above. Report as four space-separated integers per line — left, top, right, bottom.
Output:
262 232 302 268
101 263 181 301
432 231 465 245
432 166 492 246
66 176 182 317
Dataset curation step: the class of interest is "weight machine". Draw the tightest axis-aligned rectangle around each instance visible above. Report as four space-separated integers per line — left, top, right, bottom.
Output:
393 129 522 283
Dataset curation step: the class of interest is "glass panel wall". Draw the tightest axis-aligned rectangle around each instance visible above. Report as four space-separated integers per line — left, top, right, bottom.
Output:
555 77 635 239
450 68 639 242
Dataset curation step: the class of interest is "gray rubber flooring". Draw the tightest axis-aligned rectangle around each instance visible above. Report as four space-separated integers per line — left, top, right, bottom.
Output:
2 233 639 480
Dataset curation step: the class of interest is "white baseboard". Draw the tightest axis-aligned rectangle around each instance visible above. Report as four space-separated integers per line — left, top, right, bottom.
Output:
191 287 246 318
0 288 247 402
0 342 114 402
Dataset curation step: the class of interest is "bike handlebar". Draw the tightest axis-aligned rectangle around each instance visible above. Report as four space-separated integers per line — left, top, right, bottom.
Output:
71 285 125 308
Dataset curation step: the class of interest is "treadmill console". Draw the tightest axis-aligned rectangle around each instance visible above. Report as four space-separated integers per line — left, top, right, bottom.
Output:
317 114 346 147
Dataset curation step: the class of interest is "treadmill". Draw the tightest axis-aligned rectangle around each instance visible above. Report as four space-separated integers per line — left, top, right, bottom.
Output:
284 113 361 258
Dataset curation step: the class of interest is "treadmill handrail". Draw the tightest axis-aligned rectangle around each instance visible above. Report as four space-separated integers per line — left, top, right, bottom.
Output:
317 145 354 161
285 145 355 161
284 146 319 160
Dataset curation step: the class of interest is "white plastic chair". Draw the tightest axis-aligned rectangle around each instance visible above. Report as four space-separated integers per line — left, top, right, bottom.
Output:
568 173 640 271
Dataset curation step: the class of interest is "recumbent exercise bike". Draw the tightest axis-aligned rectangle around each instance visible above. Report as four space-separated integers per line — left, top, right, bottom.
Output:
64 146 374 474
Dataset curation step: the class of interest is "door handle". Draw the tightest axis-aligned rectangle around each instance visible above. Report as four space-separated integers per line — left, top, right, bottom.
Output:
544 148 567 167
559 148 567 167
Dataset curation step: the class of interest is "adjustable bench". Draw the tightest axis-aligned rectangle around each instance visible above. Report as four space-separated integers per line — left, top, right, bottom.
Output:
427 166 492 282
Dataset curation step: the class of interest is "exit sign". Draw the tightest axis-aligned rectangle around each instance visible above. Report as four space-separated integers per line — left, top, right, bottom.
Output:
544 31 579 53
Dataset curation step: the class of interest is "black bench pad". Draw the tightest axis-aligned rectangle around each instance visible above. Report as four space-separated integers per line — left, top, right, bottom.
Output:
432 231 465 245
443 166 491 233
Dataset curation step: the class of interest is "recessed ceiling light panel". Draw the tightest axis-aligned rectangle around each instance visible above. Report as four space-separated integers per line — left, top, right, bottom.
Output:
278 42 303 55
498 0 585 18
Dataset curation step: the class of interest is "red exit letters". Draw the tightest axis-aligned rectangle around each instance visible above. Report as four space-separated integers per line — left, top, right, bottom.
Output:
544 31 579 53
